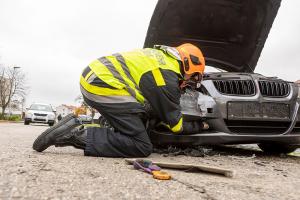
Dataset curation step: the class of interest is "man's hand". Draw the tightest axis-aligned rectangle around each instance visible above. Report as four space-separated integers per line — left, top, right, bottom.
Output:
179 80 188 90
182 121 209 135
182 121 201 134
179 73 203 91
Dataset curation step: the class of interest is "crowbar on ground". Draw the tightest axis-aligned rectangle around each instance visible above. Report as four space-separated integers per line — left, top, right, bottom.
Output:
125 159 234 178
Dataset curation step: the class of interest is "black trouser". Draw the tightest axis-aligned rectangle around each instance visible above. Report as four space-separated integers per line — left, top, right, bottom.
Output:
83 96 153 158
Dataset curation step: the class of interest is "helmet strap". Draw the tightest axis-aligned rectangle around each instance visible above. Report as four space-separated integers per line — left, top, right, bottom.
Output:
178 60 185 78
178 60 191 81
183 57 190 72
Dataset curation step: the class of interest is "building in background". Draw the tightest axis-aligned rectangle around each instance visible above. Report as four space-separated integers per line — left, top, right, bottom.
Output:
55 104 101 123
55 104 77 118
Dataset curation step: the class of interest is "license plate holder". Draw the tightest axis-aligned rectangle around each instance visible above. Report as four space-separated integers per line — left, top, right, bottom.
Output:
228 102 290 120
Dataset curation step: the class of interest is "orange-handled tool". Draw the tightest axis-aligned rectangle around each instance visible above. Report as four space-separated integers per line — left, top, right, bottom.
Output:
129 159 171 180
152 170 171 180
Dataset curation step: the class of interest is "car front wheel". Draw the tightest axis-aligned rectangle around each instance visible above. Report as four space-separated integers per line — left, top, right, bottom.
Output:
258 143 298 154
24 120 30 125
98 116 113 130
48 122 54 126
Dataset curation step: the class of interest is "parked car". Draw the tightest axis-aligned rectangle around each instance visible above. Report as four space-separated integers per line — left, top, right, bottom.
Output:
140 0 300 154
78 114 93 124
24 103 56 126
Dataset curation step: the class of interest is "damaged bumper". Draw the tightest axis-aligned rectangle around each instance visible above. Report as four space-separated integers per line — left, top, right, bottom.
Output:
150 131 300 147
151 102 300 147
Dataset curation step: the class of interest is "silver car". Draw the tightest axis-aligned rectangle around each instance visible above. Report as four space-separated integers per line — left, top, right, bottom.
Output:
24 103 56 126
143 0 300 154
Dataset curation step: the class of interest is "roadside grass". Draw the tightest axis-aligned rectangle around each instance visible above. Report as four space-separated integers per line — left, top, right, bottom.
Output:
0 114 22 122
83 123 101 128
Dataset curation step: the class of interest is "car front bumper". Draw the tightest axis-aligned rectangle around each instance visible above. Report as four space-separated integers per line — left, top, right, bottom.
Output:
25 117 55 124
150 130 300 146
151 100 300 147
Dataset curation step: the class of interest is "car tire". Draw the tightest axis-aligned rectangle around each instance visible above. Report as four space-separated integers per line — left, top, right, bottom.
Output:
98 116 113 130
258 143 298 154
24 120 30 125
48 122 54 126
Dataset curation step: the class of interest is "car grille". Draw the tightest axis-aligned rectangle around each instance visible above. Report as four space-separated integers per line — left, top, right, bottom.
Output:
225 120 300 135
258 80 290 97
34 113 47 117
225 120 290 135
213 80 255 96
226 102 293 135
227 102 290 120
34 118 46 122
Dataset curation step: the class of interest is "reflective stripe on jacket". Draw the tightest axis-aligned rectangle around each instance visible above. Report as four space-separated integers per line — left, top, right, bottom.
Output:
80 48 181 103
80 48 183 133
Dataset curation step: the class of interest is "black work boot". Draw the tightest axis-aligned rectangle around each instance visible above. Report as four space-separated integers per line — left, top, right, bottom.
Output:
55 126 87 150
32 114 83 152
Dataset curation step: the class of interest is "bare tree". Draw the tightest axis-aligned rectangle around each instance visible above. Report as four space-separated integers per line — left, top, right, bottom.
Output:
0 65 27 118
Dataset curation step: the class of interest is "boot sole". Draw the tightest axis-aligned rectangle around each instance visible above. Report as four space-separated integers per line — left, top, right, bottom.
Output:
32 113 78 152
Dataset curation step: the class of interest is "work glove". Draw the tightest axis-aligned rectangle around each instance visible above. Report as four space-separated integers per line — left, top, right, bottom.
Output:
154 121 182 134
154 121 202 134
182 121 209 135
182 121 202 135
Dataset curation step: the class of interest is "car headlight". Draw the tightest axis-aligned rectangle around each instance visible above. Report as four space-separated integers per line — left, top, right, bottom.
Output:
26 113 33 118
48 113 55 119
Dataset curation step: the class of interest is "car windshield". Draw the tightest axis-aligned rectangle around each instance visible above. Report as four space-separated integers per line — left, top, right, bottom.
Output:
30 104 53 112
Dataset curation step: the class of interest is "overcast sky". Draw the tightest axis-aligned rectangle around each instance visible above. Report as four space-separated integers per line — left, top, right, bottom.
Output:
0 0 299 107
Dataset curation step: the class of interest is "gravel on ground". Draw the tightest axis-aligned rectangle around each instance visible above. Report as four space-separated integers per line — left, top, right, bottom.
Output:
0 123 299 200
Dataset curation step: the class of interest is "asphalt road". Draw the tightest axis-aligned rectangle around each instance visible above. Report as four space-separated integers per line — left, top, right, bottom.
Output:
0 122 300 200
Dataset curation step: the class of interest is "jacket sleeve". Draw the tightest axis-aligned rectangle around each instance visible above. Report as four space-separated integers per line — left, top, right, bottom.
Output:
139 69 183 133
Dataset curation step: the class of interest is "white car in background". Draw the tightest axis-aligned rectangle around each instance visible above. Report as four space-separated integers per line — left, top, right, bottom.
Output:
24 103 56 126
78 114 93 124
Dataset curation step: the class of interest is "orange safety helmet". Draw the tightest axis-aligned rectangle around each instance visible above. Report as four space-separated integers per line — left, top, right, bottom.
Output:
176 43 205 75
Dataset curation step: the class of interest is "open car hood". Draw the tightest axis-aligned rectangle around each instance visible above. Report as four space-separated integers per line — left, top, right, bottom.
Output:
144 0 281 72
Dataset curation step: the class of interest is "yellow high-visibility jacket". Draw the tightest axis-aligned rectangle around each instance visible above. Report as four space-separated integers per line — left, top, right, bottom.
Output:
80 48 183 133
